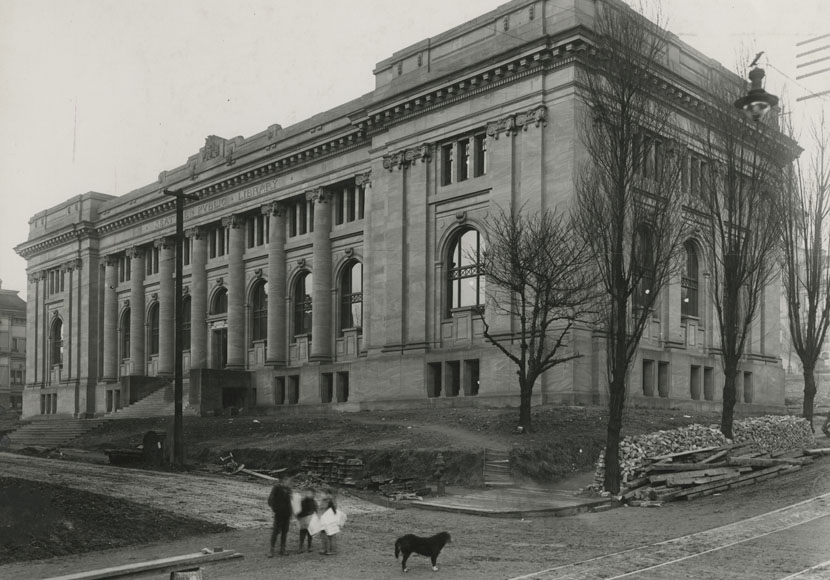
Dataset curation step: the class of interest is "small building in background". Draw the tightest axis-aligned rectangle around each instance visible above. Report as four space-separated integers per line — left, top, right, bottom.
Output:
0 279 26 410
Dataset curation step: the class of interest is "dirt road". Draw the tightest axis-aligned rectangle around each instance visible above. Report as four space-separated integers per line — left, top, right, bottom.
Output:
3 449 830 580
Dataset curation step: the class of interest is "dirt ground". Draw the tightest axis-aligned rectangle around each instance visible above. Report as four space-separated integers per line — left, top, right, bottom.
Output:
1 404 828 579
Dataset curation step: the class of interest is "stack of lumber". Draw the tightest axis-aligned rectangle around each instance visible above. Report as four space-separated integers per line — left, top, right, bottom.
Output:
593 416 819 502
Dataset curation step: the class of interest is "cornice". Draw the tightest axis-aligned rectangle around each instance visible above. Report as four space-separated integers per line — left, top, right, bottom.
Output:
15 224 97 260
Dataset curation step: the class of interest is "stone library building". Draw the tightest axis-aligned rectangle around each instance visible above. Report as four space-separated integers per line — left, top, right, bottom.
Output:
16 0 790 420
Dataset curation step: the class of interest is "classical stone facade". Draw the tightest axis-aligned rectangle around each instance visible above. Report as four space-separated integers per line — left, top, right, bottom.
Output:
15 0 789 419
0 281 26 410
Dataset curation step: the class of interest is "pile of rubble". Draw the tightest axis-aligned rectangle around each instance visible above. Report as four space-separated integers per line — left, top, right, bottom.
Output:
594 416 826 504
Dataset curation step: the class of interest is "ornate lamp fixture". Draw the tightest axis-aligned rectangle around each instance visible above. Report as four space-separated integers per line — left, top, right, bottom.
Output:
734 65 779 123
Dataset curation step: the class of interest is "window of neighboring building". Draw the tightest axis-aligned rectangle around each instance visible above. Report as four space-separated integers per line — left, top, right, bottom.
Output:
121 309 130 360
447 228 485 314
633 225 655 309
682 241 699 317
340 261 363 333
440 131 488 186
250 280 268 344
293 272 313 336
211 287 228 315
11 369 24 385
12 317 25 326
148 303 160 356
182 296 191 351
11 337 24 352
50 318 63 367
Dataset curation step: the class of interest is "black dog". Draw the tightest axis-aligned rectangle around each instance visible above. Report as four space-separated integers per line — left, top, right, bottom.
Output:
394 531 451 572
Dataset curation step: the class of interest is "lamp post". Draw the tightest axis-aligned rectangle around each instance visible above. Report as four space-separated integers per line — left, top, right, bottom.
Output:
734 66 779 123
163 188 199 466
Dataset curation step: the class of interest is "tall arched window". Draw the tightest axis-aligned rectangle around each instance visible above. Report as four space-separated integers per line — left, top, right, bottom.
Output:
50 318 63 367
447 228 485 315
210 287 228 315
340 261 363 333
250 280 268 344
682 241 699 317
148 303 160 356
121 309 130 360
181 296 191 351
633 225 655 308
293 272 313 336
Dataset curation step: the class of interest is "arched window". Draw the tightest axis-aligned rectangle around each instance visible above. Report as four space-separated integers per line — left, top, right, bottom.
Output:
682 241 699 317
250 280 268 344
210 287 228 315
121 309 131 360
633 225 655 308
182 296 191 351
293 272 313 336
148 303 160 356
447 228 485 314
50 318 63 367
340 261 363 334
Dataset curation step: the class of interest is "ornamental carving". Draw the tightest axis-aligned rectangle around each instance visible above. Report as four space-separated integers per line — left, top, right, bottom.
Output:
305 187 329 204
185 226 204 240
215 277 224 287
202 135 226 162
126 247 144 260
267 124 283 140
355 170 372 187
154 237 174 250
486 104 547 139
261 201 285 217
221 215 242 229
182 286 190 296
382 144 431 171
63 258 82 271
254 268 263 279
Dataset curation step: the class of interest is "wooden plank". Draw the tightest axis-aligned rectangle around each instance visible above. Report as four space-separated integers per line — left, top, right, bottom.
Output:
649 446 722 462
673 464 786 500
43 550 243 580
661 467 742 487
727 456 809 468
647 461 728 473
804 448 830 456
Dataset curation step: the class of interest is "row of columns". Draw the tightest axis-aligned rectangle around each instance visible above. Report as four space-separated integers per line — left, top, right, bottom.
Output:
100 187 343 381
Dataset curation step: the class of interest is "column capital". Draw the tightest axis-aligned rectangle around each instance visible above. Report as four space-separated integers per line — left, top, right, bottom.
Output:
154 236 175 250
221 214 243 229
62 258 82 271
382 144 431 171
261 201 285 217
103 254 119 268
126 246 144 259
185 226 205 239
305 187 330 203
355 170 372 188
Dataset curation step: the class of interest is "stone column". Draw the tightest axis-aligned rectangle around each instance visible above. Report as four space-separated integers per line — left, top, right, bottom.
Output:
102 256 119 381
26 272 39 385
308 188 333 362
263 202 287 366
224 215 245 368
128 247 146 375
187 227 208 369
156 237 175 376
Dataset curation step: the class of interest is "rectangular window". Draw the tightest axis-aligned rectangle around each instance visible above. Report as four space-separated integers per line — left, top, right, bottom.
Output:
336 372 349 403
642 359 655 397
321 373 334 404
457 138 470 182
690 365 701 400
464 359 480 396
473 134 487 177
743 371 754 403
183 237 191 266
288 375 300 405
447 360 461 397
274 376 286 405
441 143 454 186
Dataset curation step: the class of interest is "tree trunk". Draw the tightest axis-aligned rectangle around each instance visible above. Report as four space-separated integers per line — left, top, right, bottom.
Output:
823 413 830 438
802 366 817 432
603 372 626 494
721 367 738 439
518 381 532 433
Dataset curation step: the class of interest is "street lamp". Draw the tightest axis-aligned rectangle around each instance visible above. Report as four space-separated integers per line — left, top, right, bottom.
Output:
734 66 779 123
163 188 198 467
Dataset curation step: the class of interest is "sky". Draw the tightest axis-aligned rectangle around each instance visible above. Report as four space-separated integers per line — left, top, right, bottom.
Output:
1 0 828 301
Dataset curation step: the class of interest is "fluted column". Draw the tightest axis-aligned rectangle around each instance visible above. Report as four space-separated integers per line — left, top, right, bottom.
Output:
224 215 245 368
156 237 175 375
102 256 119 381
187 227 208 369
308 188 333 362
26 272 39 385
128 247 146 375
263 202 287 366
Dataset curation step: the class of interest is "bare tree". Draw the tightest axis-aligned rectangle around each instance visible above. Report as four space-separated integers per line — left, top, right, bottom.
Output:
480 207 597 433
696 81 789 439
781 113 830 433
573 3 689 493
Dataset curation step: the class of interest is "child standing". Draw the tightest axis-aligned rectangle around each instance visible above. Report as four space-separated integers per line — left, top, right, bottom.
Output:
316 488 346 555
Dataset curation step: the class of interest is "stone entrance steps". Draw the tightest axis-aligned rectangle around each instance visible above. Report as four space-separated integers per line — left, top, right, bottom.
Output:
109 385 199 419
484 448 514 487
7 417 107 448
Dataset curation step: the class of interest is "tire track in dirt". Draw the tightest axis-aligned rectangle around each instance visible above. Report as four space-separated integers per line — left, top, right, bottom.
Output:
0 452 388 529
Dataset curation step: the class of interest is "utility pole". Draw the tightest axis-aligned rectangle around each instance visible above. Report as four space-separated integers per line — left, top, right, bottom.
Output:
163 188 199 466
